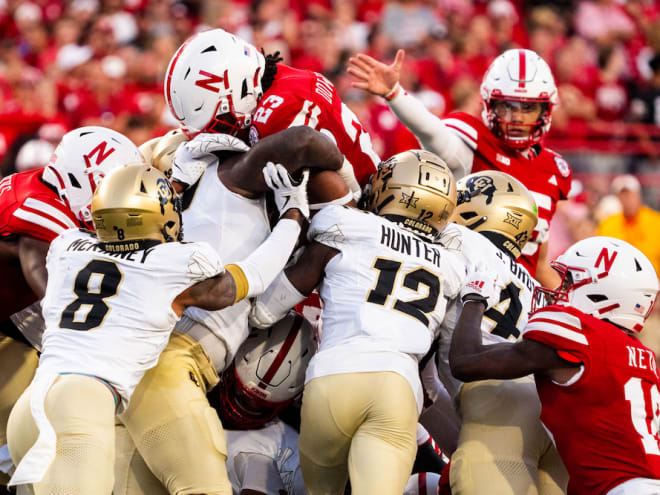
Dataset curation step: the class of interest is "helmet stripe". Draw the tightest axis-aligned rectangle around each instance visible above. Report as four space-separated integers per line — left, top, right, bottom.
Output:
258 314 304 388
518 50 526 89
165 34 198 120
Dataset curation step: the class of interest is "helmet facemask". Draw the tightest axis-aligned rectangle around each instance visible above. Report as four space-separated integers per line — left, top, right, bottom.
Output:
480 49 558 150
216 365 291 430
485 97 551 150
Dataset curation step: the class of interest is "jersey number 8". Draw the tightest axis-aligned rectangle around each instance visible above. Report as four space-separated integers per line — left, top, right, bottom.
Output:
59 259 123 331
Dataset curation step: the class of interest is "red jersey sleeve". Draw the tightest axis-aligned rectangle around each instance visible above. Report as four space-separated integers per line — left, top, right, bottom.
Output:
0 171 79 243
523 305 589 365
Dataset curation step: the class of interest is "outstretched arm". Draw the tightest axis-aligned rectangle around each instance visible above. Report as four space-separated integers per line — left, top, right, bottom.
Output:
225 126 343 194
249 240 339 328
348 50 472 179
449 301 579 382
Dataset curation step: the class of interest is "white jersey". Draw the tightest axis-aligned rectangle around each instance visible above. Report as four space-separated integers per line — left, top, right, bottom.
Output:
434 223 539 398
176 163 271 366
38 229 223 411
225 419 305 495
305 205 468 411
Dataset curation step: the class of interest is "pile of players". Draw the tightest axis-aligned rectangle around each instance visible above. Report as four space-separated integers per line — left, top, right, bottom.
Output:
0 28 659 495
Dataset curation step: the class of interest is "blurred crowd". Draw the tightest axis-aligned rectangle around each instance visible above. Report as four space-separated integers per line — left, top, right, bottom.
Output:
0 0 659 266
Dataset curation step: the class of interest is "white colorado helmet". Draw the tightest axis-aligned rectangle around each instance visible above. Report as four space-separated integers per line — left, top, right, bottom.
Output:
481 48 558 149
534 237 659 332
42 126 144 226
217 310 317 429
165 29 266 137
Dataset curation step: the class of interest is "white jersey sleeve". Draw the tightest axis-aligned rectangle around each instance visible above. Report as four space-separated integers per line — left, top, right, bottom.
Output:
387 89 474 179
308 204 371 250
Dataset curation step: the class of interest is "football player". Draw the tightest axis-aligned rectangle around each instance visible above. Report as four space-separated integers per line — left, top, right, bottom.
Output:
219 311 316 495
164 28 378 201
250 150 475 495
113 310 316 495
348 48 572 288
451 237 660 495
0 126 144 484
124 123 344 495
7 160 309 494
433 171 567 494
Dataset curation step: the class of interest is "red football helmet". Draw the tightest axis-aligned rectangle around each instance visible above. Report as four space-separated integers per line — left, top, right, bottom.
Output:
217 311 317 429
481 49 558 150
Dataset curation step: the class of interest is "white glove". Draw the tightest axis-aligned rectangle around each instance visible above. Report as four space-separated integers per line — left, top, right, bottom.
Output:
262 162 310 218
460 270 499 310
171 133 250 187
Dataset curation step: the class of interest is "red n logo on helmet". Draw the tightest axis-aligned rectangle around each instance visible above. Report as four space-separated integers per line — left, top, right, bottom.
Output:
595 247 618 274
84 142 115 169
195 70 225 93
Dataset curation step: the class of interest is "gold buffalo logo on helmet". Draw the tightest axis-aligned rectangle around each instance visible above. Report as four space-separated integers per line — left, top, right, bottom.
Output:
466 175 497 205
156 178 173 215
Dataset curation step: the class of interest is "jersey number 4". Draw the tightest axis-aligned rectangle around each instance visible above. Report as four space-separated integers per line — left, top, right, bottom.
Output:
366 257 440 326
59 259 123 331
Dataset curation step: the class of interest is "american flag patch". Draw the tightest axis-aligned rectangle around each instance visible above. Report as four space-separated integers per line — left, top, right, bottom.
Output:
634 303 646 314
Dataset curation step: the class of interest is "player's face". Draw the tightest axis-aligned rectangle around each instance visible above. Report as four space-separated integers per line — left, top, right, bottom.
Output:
492 100 544 139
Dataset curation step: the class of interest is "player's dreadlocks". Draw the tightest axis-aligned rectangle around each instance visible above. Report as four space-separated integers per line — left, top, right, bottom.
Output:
261 50 283 93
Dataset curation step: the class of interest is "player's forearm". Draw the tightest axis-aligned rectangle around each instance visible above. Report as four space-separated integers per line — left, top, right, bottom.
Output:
450 302 542 381
388 89 472 179
232 217 302 300
290 125 343 172
449 301 490 380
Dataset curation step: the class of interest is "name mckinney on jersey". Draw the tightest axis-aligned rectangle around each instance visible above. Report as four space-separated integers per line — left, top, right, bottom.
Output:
65 237 157 263
380 224 442 268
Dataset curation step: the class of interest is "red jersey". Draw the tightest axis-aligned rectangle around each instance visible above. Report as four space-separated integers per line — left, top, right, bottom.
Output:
249 64 380 186
0 169 80 319
0 169 79 243
443 112 572 276
524 305 660 495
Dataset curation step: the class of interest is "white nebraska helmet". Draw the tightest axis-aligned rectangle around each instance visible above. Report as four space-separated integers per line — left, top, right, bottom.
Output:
481 48 558 149
165 29 266 137
42 126 144 226
534 237 659 332
217 311 317 429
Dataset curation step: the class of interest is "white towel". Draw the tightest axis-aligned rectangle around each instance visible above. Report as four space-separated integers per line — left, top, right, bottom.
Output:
9 373 57 486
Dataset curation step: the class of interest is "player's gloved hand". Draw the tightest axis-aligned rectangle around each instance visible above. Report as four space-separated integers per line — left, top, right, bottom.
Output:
263 162 310 219
460 270 499 310
171 133 250 188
